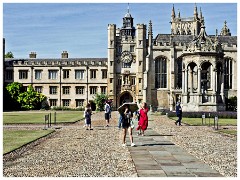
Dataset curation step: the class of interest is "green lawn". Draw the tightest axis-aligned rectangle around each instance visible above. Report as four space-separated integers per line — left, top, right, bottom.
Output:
3 111 84 124
3 129 55 154
216 129 237 136
170 117 237 126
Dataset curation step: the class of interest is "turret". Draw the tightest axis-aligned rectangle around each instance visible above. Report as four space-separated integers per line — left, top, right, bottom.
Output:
194 3 198 19
220 21 231 36
171 4 175 21
148 20 153 47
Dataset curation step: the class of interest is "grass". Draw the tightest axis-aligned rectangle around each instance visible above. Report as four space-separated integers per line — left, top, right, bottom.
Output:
3 129 55 154
3 111 84 124
169 117 237 126
216 129 237 136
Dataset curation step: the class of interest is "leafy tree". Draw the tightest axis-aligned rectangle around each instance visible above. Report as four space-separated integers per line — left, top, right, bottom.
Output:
5 51 14 58
6 82 23 100
5 82 47 110
93 93 108 111
17 85 47 110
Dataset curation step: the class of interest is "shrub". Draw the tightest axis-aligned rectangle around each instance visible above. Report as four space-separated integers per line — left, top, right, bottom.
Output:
166 111 237 119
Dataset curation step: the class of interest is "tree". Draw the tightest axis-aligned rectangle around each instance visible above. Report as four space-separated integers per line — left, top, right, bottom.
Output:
6 82 23 100
5 51 14 58
5 82 47 110
17 85 47 110
93 93 108 111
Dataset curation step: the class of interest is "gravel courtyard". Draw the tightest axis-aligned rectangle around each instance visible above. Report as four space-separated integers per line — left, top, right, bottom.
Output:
3 111 237 177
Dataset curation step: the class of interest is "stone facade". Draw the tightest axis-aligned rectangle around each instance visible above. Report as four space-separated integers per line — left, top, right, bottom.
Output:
3 4 237 111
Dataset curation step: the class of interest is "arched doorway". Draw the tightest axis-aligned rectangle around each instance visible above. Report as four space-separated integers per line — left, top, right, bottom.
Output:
119 91 133 105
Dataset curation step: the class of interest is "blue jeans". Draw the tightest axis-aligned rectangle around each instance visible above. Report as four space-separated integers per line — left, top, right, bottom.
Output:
118 114 123 128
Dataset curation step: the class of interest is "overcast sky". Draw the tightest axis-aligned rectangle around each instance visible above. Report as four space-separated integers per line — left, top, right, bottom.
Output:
3 1 238 58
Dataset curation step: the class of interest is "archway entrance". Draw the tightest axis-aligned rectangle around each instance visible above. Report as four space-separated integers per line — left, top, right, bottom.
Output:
119 92 133 105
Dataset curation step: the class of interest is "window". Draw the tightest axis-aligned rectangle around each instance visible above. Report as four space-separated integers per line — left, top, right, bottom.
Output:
90 86 97 95
19 70 28 79
130 76 136 85
155 56 167 88
117 77 122 85
23 86 28 92
101 86 107 94
48 70 58 79
76 99 84 107
122 62 132 68
62 99 70 107
90 70 97 79
35 70 42 80
102 70 107 79
63 69 70 79
224 58 233 89
5 70 13 80
139 78 142 83
117 46 122 53
176 59 182 89
130 45 135 52
76 86 84 94
49 86 57 94
63 86 70 94
49 99 57 107
75 70 84 79
35 86 42 93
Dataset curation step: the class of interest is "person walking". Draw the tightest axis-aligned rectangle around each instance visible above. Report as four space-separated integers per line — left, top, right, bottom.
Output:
175 101 182 126
121 104 136 147
104 101 111 127
137 102 149 136
84 103 92 130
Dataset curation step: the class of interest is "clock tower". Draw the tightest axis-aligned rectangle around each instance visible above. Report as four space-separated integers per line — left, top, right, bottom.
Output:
107 5 147 108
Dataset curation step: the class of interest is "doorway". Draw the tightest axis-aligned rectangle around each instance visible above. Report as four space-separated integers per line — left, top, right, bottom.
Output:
119 92 133 106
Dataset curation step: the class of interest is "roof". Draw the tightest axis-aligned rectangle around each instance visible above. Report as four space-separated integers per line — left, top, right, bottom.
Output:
155 34 237 45
4 58 108 62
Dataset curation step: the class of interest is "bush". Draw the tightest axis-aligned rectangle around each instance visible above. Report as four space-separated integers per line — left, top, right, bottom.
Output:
50 106 85 111
166 111 237 119
226 96 237 111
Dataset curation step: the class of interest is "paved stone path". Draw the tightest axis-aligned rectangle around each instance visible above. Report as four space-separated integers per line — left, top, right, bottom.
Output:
127 119 223 177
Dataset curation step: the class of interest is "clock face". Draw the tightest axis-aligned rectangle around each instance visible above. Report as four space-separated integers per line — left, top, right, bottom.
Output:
121 51 132 63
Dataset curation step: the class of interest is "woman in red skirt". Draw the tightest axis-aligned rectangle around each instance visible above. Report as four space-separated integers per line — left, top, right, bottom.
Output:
137 102 149 136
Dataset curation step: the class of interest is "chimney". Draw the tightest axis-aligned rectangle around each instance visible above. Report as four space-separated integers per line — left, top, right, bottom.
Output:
29 52 37 58
61 51 68 58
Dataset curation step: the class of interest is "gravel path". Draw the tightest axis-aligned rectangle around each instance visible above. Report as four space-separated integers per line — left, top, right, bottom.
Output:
149 113 237 177
3 111 237 177
3 112 137 177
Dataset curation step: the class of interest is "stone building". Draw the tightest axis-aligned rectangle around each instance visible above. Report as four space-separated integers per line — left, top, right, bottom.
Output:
4 4 237 111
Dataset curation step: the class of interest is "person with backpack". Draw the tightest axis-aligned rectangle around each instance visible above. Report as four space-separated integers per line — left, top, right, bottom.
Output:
104 101 111 127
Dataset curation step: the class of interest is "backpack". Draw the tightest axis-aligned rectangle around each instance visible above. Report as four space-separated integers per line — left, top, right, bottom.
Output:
105 104 110 114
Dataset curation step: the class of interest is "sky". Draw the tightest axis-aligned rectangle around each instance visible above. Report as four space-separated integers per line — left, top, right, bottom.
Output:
2 1 238 58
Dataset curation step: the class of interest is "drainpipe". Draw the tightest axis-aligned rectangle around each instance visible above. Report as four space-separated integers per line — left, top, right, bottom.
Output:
59 66 62 107
86 65 89 104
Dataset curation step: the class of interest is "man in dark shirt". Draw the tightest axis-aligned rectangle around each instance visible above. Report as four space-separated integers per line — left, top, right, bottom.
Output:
175 102 182 126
